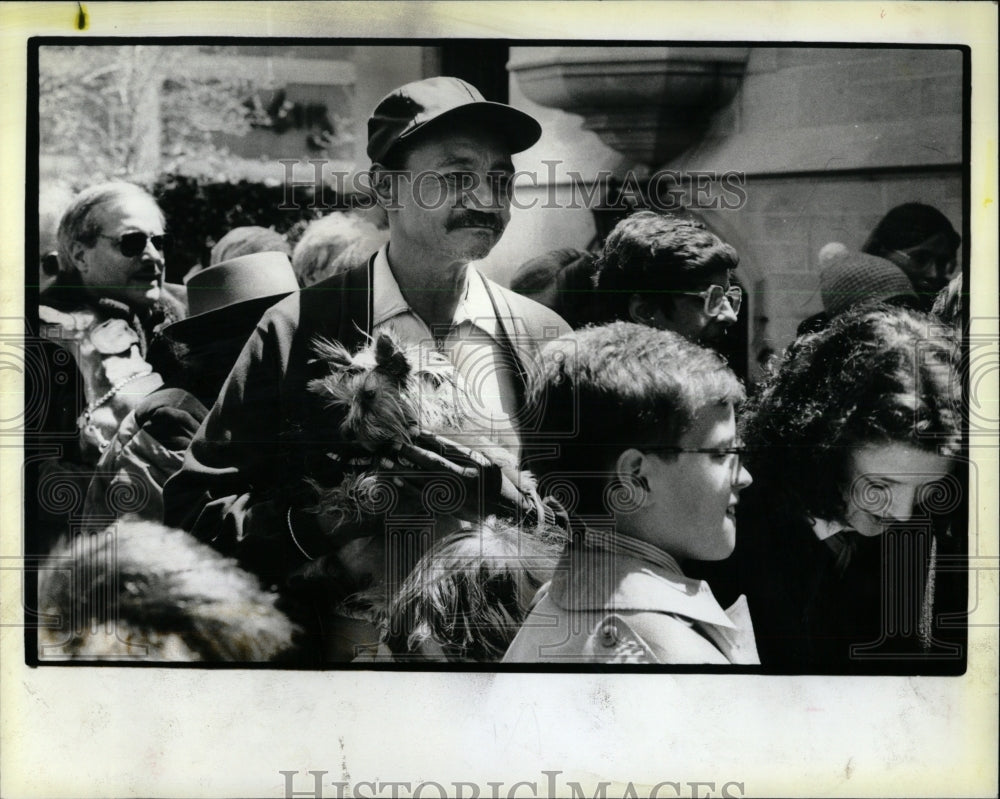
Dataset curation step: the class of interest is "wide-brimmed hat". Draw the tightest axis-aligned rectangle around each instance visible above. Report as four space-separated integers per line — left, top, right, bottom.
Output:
367 76 542 164
164 251 298 343
820 251 918 317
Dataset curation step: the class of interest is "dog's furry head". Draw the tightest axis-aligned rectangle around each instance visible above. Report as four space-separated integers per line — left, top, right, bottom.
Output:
309 330 467 449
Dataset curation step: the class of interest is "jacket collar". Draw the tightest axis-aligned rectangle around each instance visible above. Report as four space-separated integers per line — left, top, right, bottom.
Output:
548 531 738 629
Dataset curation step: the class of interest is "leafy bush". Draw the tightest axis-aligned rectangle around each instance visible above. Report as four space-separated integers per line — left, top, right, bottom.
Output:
152 173 343 281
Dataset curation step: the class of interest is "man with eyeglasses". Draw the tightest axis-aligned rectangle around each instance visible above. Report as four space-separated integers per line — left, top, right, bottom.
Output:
33 183 186 548
593 210 741 348
43 181 187 339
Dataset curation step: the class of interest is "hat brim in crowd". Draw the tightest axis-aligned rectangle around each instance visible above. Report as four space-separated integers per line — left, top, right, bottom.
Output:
162 292 293 346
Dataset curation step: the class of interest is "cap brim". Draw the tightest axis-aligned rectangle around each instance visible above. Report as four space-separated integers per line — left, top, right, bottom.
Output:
162 292 292 345
394 102 542 159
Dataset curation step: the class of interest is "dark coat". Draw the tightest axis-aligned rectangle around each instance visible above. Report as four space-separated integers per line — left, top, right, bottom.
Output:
162 259 568 588
691 485 965 673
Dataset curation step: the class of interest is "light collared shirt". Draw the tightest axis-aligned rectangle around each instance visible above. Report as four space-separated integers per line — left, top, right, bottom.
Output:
371 246 521 457
503 528 760 664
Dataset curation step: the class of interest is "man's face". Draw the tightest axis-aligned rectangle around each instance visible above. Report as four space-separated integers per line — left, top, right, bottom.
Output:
72 197 166 309
885 233 958 296
649 269 739 346
382 129 515 265
639 403 752 561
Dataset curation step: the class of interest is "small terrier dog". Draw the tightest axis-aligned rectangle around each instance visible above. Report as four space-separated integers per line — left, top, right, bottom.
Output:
304 330 559 661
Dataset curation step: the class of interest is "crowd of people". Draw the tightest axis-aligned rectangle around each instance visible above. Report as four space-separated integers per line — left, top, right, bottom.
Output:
33 75 965 669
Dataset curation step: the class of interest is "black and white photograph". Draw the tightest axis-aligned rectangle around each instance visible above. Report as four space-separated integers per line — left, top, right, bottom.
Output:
2 2 997 797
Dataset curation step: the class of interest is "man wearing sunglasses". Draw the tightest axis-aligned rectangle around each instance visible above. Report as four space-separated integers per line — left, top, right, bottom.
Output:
33 182 187 550
594 210 741 348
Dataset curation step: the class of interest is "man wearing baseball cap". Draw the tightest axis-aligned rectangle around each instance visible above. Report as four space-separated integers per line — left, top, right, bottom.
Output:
164 76 568 661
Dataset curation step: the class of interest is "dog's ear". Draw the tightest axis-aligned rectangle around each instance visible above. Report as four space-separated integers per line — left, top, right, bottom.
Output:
312 336 355 373
374 332 411 384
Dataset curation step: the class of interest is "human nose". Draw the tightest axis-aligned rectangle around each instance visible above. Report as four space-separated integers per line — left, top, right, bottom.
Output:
883 485 918 521
715 297 739 325
733 461 753 491
143 237 165 265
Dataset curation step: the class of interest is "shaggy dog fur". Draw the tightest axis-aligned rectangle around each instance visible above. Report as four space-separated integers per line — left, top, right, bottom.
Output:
38 521 301 662
305 330 558 661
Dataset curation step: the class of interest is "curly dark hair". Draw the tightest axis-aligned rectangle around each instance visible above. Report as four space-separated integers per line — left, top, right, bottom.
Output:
593 211 739 322
743 305 961 524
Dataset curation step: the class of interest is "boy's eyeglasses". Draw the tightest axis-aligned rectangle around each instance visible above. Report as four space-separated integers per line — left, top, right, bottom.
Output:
644 444 749 477
678 284 742 316
97 232 169 258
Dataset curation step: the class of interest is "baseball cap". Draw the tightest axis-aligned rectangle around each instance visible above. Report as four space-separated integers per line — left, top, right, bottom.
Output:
367 76 542 164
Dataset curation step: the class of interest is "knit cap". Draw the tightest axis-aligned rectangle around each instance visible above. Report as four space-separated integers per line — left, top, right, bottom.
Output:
820 251 917 317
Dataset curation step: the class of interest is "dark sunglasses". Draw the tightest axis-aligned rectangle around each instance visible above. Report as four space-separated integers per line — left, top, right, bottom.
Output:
98 231 169 258
679 284 742 316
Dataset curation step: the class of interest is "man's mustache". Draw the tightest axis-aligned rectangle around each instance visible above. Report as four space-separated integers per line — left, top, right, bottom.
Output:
446 211 505 233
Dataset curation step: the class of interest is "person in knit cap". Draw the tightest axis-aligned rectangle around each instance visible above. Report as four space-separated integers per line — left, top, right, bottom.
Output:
797 248 918 337
820 250 919 317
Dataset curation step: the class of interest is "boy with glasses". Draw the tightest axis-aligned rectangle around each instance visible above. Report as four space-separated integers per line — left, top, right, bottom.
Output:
593 211 741 348
504 322 758 664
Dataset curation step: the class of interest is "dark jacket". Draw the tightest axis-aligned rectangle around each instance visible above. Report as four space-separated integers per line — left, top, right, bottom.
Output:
692 485 965 673
163 259 568 588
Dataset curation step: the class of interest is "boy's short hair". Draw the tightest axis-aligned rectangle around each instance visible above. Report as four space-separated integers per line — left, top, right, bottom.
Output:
594 211 739 321
522 322 744 488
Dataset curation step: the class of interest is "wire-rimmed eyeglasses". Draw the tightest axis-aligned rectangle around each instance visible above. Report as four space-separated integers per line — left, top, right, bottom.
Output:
643 444 749 477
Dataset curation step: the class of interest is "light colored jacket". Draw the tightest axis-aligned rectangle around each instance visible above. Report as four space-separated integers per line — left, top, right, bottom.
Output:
503 531 759 664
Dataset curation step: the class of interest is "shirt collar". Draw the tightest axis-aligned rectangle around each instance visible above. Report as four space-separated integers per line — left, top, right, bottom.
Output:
372 244 411 327
371 244 498 340
582 528 684 576
548 528 738 629
812 516 851 541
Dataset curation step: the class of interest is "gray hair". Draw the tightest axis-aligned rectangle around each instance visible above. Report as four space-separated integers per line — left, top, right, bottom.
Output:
56 182 163 272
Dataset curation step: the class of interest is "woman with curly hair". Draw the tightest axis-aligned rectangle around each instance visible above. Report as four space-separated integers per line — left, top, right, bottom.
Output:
702 305 963 671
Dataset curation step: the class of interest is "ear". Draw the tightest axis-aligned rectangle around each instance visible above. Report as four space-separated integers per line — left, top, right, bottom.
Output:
68 239 91 274
614 447 645 485
628 294 663 327
374 332 411 384
613 448 652 511
368 163 395 208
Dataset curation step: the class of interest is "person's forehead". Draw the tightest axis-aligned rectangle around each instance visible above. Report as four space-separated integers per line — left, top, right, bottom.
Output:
677 402 736 446
693 268 732 288
907 233 957 259
93 197 163 232
404 129 514 169
850 442 952 481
